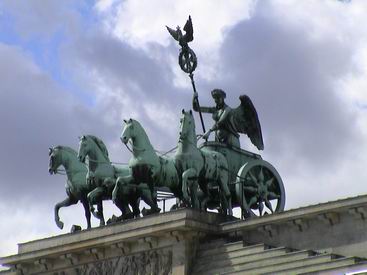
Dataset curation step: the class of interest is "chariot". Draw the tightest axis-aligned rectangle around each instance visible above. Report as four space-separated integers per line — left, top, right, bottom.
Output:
164 16 286 218
197 141 285 218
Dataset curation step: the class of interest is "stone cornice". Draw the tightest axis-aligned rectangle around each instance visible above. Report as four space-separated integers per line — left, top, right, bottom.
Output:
221 194 367 233
1 194 367 274
0 209 220 268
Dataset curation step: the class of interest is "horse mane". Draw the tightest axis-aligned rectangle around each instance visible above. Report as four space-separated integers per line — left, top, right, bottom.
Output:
131 119 154 148
184 111 197 143
189 112 196 140
86 135 110 161
54 146 77 155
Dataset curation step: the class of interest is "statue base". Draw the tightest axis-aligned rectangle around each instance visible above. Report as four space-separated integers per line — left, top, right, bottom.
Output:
1 195 367 274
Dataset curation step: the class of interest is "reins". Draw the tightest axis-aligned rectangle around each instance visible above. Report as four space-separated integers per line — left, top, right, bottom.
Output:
53 168 86 175
87 157 128 165
55 135 205 173
159 134 203 156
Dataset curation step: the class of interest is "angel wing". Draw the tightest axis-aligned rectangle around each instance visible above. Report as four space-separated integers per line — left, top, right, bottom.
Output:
166 26 180 41
231 95 264 150
166 16 193 44
183 15 193 43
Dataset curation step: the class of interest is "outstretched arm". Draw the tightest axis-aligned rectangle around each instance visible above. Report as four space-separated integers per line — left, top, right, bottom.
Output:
192 92 216 113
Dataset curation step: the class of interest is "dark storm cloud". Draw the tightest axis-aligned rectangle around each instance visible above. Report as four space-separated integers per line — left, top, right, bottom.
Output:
215 2 362 173
0 44 92 201
0 25 189 206
67 32 189 106
62 31 195 150
0 0 81 39
0 42 131 206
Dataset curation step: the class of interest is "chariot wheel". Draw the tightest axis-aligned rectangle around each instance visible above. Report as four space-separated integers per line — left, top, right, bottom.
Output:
235 159 285 218
179 48 197 73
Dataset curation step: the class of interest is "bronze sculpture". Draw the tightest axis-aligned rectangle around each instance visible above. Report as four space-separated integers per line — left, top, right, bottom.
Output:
77 135 135 224
175 110 233 215
48 146 102 229
48 16 285 229
193 89 264 150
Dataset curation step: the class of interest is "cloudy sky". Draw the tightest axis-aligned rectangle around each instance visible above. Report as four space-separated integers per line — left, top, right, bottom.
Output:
1 0 367 261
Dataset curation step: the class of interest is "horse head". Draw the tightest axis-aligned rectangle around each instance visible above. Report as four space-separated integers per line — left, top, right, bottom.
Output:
48 147 62 174
179 109 195 144
77 135 90 163
121 118 135 145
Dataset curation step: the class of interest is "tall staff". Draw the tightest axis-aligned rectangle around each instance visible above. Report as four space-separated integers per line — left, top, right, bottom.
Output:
166 16 206 133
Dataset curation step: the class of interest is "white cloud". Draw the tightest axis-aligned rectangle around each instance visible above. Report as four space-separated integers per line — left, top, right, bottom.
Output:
96 0 255 49
95 0 118 12
95 0 256 82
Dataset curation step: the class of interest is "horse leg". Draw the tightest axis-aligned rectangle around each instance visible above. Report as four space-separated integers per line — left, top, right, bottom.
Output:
54 196 78 229
190 180 200 209
127 184 140 217
218 171 233 216
182 168 198 208
81 198 92 229
139 183 160 215
113 177 134 220
87 187 105 221
96 201 105 226
115 199 134 220
181 170 191 205
200 194 209 212
131 197 141 218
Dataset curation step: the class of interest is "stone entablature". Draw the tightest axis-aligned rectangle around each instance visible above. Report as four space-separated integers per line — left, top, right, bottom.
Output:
223 194 367 258
0 210 226 275
1 194 367 274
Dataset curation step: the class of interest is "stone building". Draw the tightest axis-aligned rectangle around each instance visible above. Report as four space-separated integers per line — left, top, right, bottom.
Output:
1 194 367 274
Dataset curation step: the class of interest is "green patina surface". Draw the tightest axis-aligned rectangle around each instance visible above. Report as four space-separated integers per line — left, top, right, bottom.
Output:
48 16 285 230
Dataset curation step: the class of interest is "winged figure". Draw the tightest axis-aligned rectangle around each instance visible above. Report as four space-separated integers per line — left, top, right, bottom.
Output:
166 16 193 48
231 95 264 150
193 89 264 150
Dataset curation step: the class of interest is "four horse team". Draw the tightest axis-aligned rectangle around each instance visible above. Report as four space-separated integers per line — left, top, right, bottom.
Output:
49 95 285 230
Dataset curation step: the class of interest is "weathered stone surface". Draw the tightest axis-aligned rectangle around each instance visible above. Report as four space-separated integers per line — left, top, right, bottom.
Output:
223 195 367 258
57 249 172 275
1 195 367 274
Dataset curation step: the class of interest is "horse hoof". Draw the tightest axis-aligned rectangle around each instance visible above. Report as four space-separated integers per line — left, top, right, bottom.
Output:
106 215 118 224
122 212 135 220
56 221 64 230
70 225 82 233
170 204 178 211
141 208 148 216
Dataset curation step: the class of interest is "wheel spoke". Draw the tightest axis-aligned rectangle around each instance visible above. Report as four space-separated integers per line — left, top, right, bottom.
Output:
264 198 274 213
238 163 284 218
265 177 274 187
249 170 257 183
243 186 257 193
268 191 280 200
247 196 258 208
258 167 264 182
258 200 264 216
